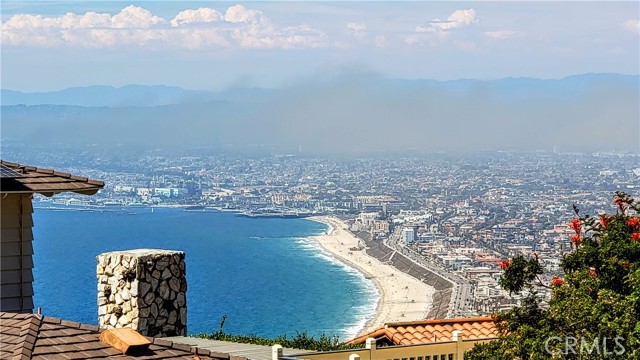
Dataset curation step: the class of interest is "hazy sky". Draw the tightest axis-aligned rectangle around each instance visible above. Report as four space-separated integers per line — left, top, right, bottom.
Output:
2 1 639 91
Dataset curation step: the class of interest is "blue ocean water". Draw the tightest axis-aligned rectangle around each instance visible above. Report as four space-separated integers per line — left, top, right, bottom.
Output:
31 206 379 340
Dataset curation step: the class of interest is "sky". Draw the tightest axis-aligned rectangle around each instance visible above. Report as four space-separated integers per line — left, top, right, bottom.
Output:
1 1 639 91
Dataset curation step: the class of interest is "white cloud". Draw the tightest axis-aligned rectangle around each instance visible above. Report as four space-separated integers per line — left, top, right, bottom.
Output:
346 22 367 40
224 5 267 24
163 28 228 49
1 5 325 49
111 5 164 29
58 29 159 48
416 9 478 33
623 19 639 35
57 12 112 29
347 22 366 33
231 23 325 49
2 6 167 47
408 9 479 47
2 6 162 33
171 8 223 27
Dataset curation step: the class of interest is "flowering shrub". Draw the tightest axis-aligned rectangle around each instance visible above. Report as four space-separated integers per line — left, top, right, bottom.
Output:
499 259 511 269
551 276 563 286
569 218 581 233
467 192 640 359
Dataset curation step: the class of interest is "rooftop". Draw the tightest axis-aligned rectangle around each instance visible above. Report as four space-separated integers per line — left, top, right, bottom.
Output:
348 317 499 346
0 312 231 360
0 160 104 196
164 337 309 360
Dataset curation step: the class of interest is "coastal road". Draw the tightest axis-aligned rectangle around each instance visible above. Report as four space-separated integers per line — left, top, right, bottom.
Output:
384 228 473 318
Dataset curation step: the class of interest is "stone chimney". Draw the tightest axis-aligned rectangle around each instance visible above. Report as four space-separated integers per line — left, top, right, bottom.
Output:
97 249 187 337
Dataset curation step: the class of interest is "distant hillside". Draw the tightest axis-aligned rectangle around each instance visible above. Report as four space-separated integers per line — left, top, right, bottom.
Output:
385 73 639 99
2 73 638 108
2 74 637 108
0 101 261 147
1 85 276 107
1 74 638 153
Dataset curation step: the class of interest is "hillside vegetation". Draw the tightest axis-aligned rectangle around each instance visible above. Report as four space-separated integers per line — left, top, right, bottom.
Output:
468 192 640 359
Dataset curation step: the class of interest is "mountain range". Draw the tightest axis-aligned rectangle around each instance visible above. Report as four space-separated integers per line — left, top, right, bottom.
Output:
1 85 275 107
2 73 638 153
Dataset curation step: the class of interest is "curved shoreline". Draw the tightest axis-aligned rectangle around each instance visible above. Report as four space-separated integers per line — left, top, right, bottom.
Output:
307 216 435 337
309 221 383 337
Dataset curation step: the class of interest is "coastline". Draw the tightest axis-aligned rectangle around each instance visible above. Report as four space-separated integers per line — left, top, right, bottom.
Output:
33 203 433 337
307 216 434 338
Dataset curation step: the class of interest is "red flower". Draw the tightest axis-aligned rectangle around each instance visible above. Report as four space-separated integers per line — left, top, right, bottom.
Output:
628 217 640 229
569 218 581 234
614 196 627 213
499 259 511 269
589 267 598 278
599 214 608 229
632 233 640 241
552 276 563 286
621 261 630 268
570 234 582 244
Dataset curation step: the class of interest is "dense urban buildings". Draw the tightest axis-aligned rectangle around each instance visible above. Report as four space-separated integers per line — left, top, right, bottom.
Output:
5 142 638 317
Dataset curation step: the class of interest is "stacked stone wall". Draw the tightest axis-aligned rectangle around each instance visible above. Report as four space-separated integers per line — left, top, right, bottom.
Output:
97 249 186 337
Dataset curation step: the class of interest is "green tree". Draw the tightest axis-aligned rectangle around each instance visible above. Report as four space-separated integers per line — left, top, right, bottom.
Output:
467 192 640 359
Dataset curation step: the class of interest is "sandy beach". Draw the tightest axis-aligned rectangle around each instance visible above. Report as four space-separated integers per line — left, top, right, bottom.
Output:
308 216 435 336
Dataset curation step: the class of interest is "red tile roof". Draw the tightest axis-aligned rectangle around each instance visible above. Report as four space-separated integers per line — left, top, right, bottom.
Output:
0 312 232 359
0 160 104 196
348 317 499 346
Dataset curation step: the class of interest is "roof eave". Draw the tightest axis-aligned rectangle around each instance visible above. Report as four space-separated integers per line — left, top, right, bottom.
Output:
0 188 103 196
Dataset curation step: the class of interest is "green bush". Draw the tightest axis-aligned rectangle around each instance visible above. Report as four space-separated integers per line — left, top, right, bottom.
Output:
467 192 640 359
195 314 363 351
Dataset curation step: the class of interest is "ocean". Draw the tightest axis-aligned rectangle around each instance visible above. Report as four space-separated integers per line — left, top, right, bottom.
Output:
31 206 379 340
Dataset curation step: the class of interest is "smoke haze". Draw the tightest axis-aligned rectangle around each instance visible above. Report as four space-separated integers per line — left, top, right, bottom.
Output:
2 72 638 154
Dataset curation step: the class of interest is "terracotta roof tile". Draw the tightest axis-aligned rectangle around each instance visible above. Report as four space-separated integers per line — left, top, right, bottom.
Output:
412 332 426 341
0 160 104 196
0 312 226 359
348 317 499 345
399 339 411 345
402 332 415 341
